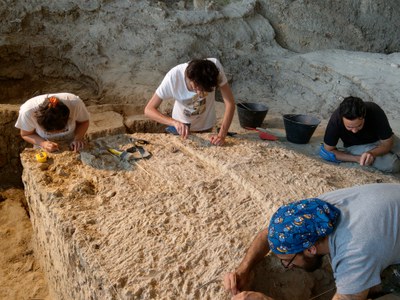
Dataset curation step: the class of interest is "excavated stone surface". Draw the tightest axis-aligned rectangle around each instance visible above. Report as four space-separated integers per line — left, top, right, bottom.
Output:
21 131 400 299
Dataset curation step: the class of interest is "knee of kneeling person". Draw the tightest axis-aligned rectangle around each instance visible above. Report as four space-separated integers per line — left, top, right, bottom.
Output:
372 153 400 173
391 159 400 173
374 156 400 173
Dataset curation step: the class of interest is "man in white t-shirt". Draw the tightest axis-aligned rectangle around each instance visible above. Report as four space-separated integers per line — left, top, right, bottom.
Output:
15 93 90 152
223 183 400 300
144 58 235 146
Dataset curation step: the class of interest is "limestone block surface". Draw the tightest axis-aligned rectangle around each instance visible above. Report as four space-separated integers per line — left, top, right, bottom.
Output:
87 110 126 140
20 131 399 299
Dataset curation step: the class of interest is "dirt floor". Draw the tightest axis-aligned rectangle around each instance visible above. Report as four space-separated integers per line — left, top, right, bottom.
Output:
0 188 50 300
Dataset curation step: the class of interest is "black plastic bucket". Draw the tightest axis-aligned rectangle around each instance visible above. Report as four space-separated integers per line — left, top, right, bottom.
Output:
237 102 269 128
283 114 320 144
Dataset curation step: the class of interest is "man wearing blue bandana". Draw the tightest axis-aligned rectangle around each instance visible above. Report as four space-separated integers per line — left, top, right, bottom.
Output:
223 183 400 300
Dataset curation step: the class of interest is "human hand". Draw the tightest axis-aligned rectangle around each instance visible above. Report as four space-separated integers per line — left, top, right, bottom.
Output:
224 272 240 296
359 151 375 166
70 139 85 152
232 291 272 300
173 121 190 139
40 140 59 152
210 133 226 146
223 269 254 296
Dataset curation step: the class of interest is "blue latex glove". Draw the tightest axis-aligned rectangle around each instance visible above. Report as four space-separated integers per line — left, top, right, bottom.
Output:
165 126 179 135
319 144 341 163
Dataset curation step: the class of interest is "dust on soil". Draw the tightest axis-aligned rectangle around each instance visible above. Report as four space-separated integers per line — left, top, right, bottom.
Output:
12 125 400 299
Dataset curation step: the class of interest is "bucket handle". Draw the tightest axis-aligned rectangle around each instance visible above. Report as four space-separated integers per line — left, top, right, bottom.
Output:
238 103 253 111
284 114 320 127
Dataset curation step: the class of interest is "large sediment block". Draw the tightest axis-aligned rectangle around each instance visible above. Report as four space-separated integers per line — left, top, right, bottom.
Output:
21 132 397 299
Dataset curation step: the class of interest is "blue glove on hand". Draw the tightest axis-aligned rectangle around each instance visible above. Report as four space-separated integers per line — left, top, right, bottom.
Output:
319 144 341 163
165 126 179 135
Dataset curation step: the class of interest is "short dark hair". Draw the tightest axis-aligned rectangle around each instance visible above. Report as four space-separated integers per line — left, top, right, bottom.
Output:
35 96 70 131
185 59 219 92
339 96 366 120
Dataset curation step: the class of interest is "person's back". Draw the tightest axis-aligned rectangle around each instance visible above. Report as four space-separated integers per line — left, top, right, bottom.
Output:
319 183 400 294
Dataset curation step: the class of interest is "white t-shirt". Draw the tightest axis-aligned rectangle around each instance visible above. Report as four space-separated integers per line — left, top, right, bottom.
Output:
15 93 90 141
155 58 228 131
319 183 400 294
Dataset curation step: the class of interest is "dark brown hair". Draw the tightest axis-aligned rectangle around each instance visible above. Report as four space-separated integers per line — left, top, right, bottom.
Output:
339 96 366 120
35 96 70 131
185 59 219 92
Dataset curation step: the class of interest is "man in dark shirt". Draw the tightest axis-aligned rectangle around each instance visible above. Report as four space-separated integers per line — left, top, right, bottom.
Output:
321 96 400 172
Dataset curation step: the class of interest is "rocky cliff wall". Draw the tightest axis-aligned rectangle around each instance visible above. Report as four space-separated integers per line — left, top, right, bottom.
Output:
1 0 399 120
259 0 400 53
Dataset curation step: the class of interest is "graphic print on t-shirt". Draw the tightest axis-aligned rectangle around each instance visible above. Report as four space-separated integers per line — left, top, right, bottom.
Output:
183 92 208 117
43 126 69 136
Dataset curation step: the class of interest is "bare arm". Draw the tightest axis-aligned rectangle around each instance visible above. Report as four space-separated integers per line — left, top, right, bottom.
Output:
325 135 394 166
324 143 360 163
70 120 90 152
232 291 276 300
359 136 394 166
210 83 235 146
332 290 369 300
367 136 393 157
224 228 270 295
237 228 270 273
74 120 89 141
144 93 190 138
20 129 59 152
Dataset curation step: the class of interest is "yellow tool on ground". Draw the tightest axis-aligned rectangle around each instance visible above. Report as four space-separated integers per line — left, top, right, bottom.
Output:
107 145 151 161
35 151 48 163
107 148 131 160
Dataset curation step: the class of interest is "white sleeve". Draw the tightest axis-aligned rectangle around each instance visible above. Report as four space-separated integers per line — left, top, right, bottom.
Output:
15 106 37 132
155 69 175 100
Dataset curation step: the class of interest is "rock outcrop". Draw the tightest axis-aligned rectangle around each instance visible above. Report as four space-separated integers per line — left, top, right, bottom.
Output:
1 0 399 119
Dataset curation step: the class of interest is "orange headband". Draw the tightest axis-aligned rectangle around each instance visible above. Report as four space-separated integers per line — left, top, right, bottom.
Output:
48 96 59 108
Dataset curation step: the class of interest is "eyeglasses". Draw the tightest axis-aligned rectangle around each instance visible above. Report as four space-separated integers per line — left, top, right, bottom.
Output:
280 253 298 269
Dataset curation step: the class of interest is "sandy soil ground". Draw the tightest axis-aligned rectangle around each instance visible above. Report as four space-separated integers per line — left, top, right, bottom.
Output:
4 110 400 299
0 188 50 300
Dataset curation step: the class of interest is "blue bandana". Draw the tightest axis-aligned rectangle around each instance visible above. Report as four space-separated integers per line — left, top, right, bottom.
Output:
268 198 340 254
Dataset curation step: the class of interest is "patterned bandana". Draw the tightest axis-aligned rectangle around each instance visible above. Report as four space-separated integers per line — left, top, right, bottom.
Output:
268 198 340 254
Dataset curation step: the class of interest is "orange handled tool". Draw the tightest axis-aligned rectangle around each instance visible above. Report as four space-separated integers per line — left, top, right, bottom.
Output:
244 127 278 141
